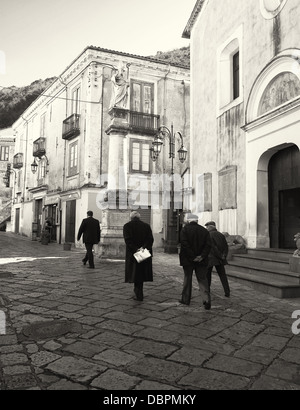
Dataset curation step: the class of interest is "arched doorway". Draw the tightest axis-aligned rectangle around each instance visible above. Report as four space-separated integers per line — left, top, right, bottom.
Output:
269 145 300 248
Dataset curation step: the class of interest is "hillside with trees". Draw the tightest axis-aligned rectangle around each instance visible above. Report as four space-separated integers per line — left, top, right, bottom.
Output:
149 46 190 67
0 78 56 129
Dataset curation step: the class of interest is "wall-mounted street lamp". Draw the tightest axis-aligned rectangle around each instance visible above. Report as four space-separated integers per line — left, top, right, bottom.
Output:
2 163 16 187
150 124 188 253
31 155 49 174
150 124 188 168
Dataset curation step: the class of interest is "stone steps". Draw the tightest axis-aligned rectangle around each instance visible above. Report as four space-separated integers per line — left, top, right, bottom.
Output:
226 248 300 299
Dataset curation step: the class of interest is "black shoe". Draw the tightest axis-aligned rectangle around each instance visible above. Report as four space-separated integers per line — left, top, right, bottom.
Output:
178 299 190 306
133 296 143 301
203 301 211 310
225 293 230 298
82 259 87 266
87 266 95 269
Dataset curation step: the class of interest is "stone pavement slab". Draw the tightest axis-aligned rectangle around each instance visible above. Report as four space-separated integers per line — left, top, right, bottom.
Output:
0 232 300 391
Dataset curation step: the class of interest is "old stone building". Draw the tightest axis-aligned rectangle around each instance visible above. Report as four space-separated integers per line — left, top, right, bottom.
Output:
184 0 300 249
0 127 14 231
11 46 190 254
183 0 300 296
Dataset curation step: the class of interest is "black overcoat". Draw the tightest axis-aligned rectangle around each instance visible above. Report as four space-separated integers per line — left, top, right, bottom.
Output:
179 222 211 267
77 217 101 244
207 228 229 267
123 218 154 283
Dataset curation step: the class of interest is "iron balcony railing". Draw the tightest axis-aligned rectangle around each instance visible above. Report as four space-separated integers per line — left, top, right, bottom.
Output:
129 111 160 135
33 137 46 158
13 153 23 169
62 114 80 140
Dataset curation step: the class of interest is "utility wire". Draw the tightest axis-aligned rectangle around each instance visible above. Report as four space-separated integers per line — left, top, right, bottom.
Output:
0 86 102 105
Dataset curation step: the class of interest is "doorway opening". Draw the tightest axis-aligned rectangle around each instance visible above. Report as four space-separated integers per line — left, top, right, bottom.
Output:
65 200 76 243
269 145 300 248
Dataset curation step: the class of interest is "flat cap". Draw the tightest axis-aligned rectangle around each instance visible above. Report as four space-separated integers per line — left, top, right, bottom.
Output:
186 213 199 221
205 221 216 227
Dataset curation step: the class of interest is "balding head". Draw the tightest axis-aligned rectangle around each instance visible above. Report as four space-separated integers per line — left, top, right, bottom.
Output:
130 211 141 220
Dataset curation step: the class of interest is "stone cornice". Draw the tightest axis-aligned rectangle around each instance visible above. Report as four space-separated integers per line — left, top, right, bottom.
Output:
27 185 48 194
182 0 206 39
242 96 300 132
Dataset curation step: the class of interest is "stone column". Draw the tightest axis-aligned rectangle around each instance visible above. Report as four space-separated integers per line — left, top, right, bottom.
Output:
99 107 130 258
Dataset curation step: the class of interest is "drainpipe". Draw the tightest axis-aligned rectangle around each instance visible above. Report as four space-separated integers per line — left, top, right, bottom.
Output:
181 79 188 139
163 65 171 125
91 63 117 178
21 116 29 234
58 75 68 244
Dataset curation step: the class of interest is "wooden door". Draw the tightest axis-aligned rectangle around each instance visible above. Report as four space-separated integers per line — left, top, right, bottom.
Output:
279 188 300 249
269 145 300 248
65 200 76 243
15 208 20 234
35 199 43 238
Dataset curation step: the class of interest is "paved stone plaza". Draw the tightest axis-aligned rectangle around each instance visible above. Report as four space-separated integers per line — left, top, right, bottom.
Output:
0 232 299 390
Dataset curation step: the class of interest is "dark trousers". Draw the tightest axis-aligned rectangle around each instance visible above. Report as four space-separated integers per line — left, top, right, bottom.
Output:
182 264 210 305
207 265 230 296
134 281 143 301
83 243 94 267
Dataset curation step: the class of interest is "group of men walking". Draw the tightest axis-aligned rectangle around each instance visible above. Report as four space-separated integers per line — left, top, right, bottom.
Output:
77 210 230 310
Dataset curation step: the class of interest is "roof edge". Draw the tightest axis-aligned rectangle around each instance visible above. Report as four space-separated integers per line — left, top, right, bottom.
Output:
182 0 206 39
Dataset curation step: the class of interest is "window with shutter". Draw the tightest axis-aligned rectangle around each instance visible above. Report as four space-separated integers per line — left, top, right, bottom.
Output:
130 139 151 174
130 81 154 113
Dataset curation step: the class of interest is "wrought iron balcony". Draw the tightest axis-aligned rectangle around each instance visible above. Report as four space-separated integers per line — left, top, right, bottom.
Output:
13 153 23 169
62 114 80 140
129 111 160 135
33 137 46 158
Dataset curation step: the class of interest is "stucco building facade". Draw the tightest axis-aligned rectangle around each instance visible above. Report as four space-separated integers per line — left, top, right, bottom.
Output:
0 127 14 231
10 46 190 253
183 0 300 249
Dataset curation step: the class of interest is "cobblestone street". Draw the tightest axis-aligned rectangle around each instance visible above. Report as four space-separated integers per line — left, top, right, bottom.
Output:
0 232 299 391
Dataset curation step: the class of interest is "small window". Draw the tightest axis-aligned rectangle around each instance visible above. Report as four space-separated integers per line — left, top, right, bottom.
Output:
69 141 78 176
233 52 240 100
40 113 46 137
130 140 151 174
130 81 154 114
17 170 22 189
72 86 81 114
0 146 9 161
217 27 243 111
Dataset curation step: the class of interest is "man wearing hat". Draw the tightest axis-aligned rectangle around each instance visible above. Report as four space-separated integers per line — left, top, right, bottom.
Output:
205 221 230 298
179 213 212 309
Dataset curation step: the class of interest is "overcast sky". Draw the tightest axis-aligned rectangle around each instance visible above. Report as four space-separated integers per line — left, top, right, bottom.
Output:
0 0 196 88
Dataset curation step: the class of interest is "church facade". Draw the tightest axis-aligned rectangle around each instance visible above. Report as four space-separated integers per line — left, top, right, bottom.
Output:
183 0 300 249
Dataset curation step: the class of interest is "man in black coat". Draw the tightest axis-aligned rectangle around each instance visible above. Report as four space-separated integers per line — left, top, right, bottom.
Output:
179 213 212 309
123 211 154 301
77 211 101 269
205 221 230 298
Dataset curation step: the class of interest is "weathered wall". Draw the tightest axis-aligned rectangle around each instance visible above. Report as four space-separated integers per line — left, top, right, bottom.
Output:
190 0 300 236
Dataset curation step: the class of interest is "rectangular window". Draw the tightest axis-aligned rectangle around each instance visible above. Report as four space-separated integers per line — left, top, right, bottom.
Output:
233 52 240 100
0 146 9 161
17 170 22 188
130 140 151 173
72 86 81 114
69 141 78 176
130 81 154 113
40 113 46 137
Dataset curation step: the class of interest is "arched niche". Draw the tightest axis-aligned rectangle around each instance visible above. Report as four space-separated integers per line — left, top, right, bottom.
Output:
258 72 300 116
246 50 300 123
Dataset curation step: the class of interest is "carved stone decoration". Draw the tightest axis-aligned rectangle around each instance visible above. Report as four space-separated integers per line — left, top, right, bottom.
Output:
258 72 300 116
218 166 237 211
260 0 288 19
293 233 300 257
